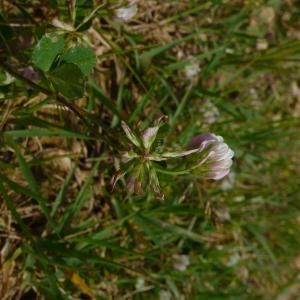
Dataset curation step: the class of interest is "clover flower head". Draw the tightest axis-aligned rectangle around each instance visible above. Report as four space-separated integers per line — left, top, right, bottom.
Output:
188 134 234 180
113 118 234 197
173 254 190 271
114 1 138 22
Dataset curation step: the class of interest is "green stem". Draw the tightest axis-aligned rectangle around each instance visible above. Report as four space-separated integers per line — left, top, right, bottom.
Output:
155 167 189 176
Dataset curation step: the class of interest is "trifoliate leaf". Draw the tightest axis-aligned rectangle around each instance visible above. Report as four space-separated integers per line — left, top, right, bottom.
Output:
49 63 84 99
32 32 65 72
62 47 96 75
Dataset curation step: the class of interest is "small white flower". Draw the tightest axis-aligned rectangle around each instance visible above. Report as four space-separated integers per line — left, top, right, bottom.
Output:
234 195 245 202
159 290 172 300
200 99 220 125
173 254 190 271
215 207 231 222
115 1 138 22
184 56 200 79
256 39 268 51
226 253 241 267
135 277 145 291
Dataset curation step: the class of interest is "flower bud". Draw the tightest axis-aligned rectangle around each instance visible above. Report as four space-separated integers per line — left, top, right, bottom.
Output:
188 134 234 180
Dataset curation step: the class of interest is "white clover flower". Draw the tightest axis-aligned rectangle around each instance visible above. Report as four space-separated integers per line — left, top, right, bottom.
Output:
114 1 138 22
184 56 200 79
188 134 234 180
200 99 220 125
173 254 190 271
114 117 234 197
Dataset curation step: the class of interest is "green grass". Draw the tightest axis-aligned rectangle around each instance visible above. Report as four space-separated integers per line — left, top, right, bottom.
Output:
0 0 300 299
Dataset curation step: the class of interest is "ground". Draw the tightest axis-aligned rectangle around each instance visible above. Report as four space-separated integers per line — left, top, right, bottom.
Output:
0 0 300 299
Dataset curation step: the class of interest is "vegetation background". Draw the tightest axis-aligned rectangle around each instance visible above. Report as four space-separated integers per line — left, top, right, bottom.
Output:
0 0 300 299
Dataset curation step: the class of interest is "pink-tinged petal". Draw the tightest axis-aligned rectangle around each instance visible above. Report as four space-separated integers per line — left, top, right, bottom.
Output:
210 159 233 169
221 149 234 161
205 168 230 180
126 175 135 192
220 172 235 190
194 151 213 167
143 126 159 150
173 254 190 271
212 134 224 142
142 115 167 150
212 145 231 161
212 146 234 162
126 175 144 195
187 134 216 150
188 133 234 181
